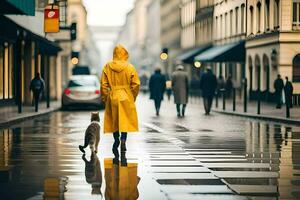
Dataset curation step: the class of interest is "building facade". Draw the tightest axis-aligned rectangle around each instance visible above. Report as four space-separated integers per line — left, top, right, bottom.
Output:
160 0 181 75
90 26 120 73
246 0 300 100
177 0 214 86
213 0 246 90
116 0 161 75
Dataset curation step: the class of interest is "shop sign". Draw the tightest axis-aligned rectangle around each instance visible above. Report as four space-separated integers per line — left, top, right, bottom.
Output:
44 5 59 33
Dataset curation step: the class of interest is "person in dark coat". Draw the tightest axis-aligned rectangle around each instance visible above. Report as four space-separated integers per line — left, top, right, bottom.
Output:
172 65 189 117
225 75 233 98
149 68 166 116
284 76 293 108
274 74 284 108
30 73 45 112
200 66 217 115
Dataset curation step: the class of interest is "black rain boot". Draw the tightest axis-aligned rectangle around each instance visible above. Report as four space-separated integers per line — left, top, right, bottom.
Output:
121 139 127 152
121 151 127 166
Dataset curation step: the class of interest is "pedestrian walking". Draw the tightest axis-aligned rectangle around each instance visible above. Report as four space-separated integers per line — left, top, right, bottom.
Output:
274 74 284 108
149 68 166 116
100 45 140 153
284 76 294 108
200 66 217 115
217 75 225 97
166 79 172 101
140 73 148 93
30 73 45 112
171 65 189 117
225 75 233 98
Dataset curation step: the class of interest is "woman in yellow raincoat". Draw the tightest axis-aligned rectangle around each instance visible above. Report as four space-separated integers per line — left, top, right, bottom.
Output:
100 45 140 152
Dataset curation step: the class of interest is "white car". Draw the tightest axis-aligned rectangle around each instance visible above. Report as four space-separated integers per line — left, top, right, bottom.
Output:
62 75 102 110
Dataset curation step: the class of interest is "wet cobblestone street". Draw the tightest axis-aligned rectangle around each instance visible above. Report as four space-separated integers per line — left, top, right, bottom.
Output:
0 95 300 200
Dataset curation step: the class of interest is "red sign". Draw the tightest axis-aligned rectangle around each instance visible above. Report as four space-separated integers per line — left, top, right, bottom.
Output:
44 5 59 33
44 9 59 19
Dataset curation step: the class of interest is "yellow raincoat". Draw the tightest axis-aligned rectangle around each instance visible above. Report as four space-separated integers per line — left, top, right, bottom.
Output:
101 45 140 133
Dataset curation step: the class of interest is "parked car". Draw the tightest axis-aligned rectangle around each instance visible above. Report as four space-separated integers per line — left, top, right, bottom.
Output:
62 75 102 110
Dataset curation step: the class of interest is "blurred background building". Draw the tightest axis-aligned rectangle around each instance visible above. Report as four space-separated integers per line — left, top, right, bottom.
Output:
0 0 60 111
160 0 181 75
90 26 121 72
1 0 300 111
0 0 100 112
246 0 300 101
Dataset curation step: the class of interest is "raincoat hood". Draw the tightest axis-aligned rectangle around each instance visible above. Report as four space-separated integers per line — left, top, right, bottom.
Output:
109 45 129 73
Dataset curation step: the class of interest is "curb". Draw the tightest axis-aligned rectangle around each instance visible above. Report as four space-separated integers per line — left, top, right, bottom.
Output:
0 106 61 129
212 109 300 125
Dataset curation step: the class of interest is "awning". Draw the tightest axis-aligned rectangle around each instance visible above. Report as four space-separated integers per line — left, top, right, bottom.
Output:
0 0 35 16
0 16 61 55
194 41 245 62
176 45 211 63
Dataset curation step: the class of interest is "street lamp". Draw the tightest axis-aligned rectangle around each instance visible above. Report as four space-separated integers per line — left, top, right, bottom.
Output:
71 51 79 65
160 52 168 60
194 61 201 68
71 57 79 65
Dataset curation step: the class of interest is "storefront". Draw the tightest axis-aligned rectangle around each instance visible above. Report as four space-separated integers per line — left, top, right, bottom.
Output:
0 16 61 111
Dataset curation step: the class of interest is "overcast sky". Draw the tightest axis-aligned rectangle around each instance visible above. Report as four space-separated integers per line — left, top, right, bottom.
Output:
83 0 135 26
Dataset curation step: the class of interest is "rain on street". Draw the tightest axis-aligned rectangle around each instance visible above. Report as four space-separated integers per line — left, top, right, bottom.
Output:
0 95 299 200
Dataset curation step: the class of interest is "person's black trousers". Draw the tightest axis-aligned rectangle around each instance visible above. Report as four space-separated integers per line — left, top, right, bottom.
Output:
154 99 162 114
113 131 127 142
33 91 41 112
203 96 213 114
176 104 186 116
275 91 282 108
286 95 293 108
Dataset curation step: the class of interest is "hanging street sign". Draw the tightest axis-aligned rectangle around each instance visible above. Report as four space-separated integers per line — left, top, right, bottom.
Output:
44 5 59 33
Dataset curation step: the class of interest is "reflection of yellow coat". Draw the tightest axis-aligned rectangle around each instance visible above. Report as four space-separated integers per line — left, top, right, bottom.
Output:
101 45 140 133
104 159 139 200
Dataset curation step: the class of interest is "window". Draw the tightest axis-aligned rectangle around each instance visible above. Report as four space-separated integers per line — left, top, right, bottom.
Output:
4 46 9 99
274 0 280 28
225 13 228 37
265 0 270 30
220 14 223 38
293 0 300 29
235 7 239 34
9 45 13 98
257 2 261 33
250 6 254 34
241 4 245 33
0 45 3 99
215 16 218 39
293 54 300 82
59 0 67 27
0 43 14 100
230 10 233 36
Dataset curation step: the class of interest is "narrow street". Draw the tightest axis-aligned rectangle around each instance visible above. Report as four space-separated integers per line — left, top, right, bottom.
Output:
0 95 299 200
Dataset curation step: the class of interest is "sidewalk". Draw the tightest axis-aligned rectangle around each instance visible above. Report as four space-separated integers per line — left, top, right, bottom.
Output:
211 97 300 125
0 101 61 128
188 95 300 124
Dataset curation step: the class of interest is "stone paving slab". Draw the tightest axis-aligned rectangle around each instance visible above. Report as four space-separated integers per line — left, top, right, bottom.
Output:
229 184 278 195
214 171 279 178
160 185 234 194
166 194 249 200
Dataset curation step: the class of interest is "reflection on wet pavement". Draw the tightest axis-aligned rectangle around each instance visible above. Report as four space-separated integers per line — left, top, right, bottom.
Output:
0 100 299 199
104 158 140 200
